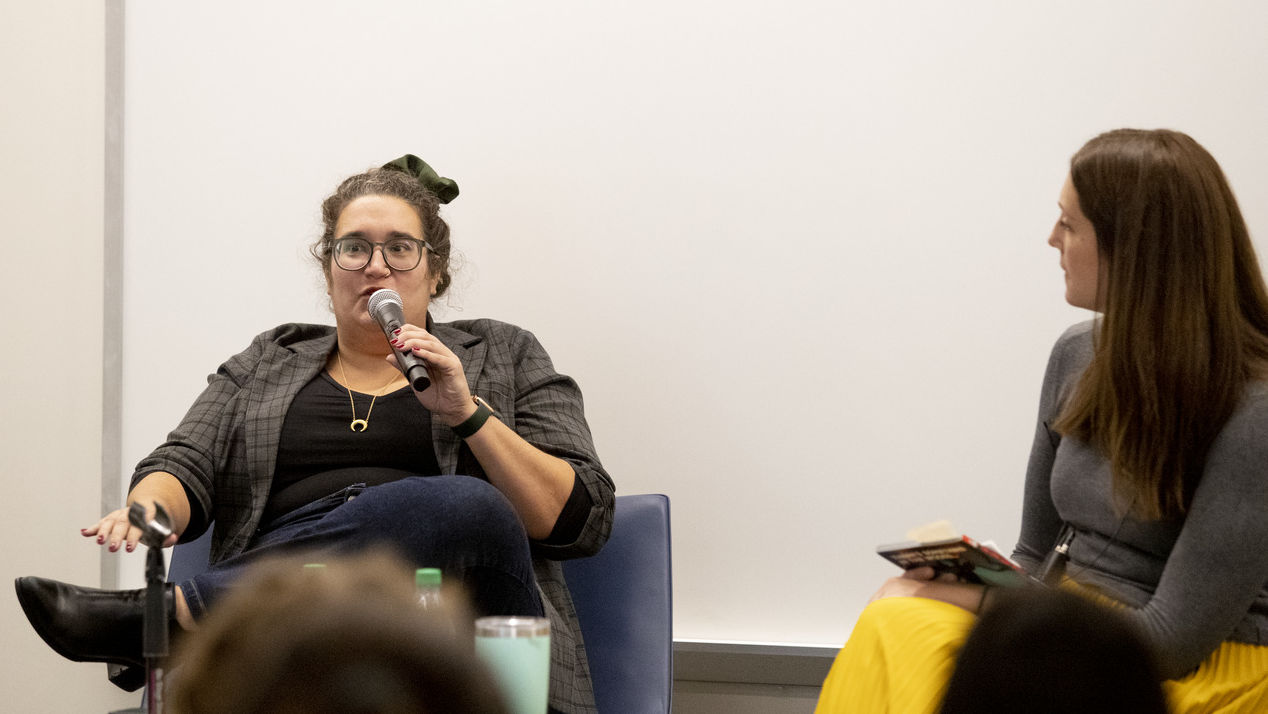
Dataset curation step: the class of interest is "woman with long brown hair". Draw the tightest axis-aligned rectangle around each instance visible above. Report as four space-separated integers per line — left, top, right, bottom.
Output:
817 129 1268 713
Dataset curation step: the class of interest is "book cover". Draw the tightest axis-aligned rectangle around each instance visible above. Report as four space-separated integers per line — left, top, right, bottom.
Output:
876 534 1035 588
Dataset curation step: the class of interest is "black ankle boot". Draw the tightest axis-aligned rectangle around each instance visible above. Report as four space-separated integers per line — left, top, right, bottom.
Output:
14 576 176 675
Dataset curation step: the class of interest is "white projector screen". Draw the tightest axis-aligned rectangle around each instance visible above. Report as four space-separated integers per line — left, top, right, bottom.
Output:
119 1 1268 646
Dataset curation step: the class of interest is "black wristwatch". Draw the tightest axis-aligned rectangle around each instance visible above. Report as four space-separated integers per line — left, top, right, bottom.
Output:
451 395 496 439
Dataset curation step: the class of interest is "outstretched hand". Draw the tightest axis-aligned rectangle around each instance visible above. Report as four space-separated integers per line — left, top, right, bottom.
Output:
82 501 178 553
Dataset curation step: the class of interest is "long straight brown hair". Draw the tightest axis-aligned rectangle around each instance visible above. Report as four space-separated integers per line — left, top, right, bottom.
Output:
1054 129 1268 519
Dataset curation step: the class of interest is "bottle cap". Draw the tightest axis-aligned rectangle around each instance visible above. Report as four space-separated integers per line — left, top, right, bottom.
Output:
415 567 442 588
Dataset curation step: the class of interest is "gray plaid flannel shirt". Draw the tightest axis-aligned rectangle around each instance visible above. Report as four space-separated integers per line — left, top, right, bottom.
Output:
132 318 615 713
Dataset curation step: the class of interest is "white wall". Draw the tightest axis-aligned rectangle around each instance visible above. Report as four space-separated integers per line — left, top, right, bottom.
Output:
1 1 139 710
117 0 1268 649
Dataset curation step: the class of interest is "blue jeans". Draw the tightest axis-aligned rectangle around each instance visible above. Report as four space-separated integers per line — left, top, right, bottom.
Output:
180 475 543 620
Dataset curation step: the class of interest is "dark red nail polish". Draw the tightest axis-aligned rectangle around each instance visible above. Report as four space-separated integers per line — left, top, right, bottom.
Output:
393 328 401 335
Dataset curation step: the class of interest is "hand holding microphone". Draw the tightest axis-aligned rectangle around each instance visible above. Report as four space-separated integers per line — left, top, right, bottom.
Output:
367 289 431 391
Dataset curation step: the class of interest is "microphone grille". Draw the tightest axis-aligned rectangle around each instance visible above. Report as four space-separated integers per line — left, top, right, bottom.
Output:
367 289 403 318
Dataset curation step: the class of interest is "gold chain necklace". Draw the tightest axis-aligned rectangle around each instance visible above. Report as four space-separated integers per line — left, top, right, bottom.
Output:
335 351 400 432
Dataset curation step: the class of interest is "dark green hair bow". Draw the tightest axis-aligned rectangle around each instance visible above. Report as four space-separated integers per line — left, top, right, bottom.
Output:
381 154 460 204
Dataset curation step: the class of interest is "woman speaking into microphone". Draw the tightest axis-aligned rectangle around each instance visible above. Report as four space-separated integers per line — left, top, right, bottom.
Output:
16 156 615 714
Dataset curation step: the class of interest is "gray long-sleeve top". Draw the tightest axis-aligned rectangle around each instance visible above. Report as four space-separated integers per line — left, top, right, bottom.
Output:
1012 321 1268 679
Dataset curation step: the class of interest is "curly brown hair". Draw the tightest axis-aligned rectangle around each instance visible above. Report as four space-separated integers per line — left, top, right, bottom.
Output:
311 168 454 298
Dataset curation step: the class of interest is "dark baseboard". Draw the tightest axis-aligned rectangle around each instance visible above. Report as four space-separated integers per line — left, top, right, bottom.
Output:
674 641 838 687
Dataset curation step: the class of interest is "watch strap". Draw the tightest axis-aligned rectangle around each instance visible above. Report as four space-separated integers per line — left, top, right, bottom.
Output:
452 396 495 439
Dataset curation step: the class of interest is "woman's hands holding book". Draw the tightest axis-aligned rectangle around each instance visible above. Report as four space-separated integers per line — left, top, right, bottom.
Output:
870 566 989 613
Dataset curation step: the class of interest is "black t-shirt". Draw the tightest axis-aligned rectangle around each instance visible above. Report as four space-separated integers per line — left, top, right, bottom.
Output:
264 371 593 545
265 372 440 524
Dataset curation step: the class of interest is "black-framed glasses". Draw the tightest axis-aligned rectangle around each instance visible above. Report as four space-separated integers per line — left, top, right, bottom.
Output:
332 236 432 271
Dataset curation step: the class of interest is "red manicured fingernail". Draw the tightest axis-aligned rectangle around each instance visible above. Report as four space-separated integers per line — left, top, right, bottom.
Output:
80 528 89 534
393 328 401 335
126 543 135 553
97 536 105 544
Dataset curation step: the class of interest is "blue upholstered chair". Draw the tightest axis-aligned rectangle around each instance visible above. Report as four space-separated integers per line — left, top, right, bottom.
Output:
563 493 673 713
160 493 674 713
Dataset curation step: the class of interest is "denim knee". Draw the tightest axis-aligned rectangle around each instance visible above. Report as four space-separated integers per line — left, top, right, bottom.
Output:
422 476 528 558
345 476 530 567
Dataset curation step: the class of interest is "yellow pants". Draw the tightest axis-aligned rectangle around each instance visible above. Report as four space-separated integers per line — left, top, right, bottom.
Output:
816 597 1268 714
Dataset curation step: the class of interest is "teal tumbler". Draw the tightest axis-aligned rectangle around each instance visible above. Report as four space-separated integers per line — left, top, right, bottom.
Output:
474 616 551 714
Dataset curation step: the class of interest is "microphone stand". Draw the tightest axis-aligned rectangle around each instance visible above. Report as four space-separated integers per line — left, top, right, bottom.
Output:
128 503 173 714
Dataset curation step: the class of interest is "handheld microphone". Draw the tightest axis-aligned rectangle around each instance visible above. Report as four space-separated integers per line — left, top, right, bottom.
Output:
367 289 431 391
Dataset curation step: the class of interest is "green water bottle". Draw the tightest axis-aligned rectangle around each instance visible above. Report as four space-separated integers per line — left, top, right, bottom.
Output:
415 567 443 609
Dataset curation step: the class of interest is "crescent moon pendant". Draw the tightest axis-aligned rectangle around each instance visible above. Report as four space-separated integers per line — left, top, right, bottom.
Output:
350 419 369 432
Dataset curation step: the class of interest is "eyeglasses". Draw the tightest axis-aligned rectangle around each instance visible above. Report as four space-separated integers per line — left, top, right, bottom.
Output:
332 236 432 272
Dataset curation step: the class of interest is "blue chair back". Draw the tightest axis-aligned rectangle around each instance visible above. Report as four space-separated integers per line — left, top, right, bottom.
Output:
563 493 673 714
165 493 675 714
167 528 213 584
